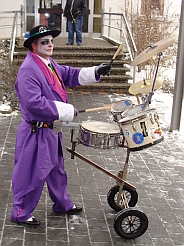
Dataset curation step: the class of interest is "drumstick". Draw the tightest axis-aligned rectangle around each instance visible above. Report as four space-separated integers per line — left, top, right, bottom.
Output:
109 37 126 66
79 105 111 113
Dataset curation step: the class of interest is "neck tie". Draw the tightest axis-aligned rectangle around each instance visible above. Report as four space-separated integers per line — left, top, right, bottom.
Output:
48 63 62 87
48 63 54 72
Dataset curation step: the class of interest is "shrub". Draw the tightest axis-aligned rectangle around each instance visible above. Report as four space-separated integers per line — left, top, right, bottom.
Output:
0 39 19 110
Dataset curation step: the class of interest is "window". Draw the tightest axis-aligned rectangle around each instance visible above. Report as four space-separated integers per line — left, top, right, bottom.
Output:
26 0 35 13
39 0 61 9
141 0 164 16
150 0 160 10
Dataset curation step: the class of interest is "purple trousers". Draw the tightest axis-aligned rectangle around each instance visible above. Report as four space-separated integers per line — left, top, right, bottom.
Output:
11 157 74 222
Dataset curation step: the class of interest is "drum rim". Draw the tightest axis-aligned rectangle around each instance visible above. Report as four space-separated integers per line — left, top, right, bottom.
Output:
118 113 146 124
129 136 164 151
80 121 120 134
111 99 132 112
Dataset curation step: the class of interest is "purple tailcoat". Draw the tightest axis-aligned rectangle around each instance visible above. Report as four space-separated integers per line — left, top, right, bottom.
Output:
12 52 81 200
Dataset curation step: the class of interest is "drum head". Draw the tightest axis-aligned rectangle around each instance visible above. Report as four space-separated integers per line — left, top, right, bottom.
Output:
119 106 155 124
122 104 145 117
81 121 120 134
111 100 132 113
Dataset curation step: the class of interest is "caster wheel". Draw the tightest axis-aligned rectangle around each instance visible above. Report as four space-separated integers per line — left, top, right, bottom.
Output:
107 185 138 211
114 208 148 239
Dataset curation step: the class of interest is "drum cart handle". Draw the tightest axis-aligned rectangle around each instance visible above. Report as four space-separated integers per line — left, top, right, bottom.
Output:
65 146 136 191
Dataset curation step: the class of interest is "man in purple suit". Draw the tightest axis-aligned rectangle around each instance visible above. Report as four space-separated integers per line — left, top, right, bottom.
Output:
10 25 111 226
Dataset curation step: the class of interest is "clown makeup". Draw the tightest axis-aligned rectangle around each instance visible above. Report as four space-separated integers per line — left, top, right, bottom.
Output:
36 35 54 58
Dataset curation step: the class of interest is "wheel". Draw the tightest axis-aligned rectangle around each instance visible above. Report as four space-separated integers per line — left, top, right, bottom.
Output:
107 185 138 211
114 208 149 239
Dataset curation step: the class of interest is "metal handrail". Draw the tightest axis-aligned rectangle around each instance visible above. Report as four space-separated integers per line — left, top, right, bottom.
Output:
9 11 18 63
101 9 137 83
101 9 137 61
0 7 25 63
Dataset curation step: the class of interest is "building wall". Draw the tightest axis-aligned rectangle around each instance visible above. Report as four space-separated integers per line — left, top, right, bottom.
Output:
0 0 24 38
103 0 182 16
1 1 24 11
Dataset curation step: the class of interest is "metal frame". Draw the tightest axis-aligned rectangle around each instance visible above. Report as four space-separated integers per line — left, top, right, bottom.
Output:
65 126 149 239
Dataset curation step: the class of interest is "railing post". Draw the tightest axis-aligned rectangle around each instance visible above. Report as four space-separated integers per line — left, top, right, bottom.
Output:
101 8 105 37
9 11 18 63
20 5 25 37
108 7 111 38
120 15 123 43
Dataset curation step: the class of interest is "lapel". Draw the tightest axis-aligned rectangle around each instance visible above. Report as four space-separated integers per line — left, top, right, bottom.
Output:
30 52 68 102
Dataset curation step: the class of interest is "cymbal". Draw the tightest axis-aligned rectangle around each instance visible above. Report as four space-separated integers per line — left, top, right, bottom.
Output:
129 79 163 95
130 35 177 66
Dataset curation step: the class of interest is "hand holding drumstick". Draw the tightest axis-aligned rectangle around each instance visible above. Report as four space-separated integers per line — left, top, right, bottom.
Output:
95 37 126 76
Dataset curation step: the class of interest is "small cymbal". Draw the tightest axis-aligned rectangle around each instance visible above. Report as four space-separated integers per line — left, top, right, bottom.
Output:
130 35 177 66
129 79 163 95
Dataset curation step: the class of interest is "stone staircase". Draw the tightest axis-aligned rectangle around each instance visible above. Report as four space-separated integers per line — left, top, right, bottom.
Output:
13 37 133 93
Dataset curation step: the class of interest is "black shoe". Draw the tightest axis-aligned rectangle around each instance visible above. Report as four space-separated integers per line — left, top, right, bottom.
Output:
66 43 73 45
12 216 40 227
67 205 82 215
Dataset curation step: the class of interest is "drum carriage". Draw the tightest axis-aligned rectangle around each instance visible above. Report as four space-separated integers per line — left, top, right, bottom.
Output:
65 35 176 239
66 100 164 239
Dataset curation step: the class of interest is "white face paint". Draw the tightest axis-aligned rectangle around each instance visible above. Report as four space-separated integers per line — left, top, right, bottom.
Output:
37 35 54 58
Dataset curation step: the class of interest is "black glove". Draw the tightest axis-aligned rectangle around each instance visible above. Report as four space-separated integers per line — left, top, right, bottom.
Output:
74 107 79 116
95 63 111 76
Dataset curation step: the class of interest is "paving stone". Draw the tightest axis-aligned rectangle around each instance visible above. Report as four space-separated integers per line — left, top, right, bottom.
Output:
0 92 184 245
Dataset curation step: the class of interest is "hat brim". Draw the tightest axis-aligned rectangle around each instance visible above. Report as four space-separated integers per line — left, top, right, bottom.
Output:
24 29 61 48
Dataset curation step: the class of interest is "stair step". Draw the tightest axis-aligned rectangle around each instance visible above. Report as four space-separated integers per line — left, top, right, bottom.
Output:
98 74 132 82
66 82 131 93
15 45 119 52
13 59 130 68
13 52 125 61
56 59 129 66
102 67 130 75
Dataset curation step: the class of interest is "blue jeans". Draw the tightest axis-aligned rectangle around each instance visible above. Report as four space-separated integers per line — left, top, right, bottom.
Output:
67 15 84 45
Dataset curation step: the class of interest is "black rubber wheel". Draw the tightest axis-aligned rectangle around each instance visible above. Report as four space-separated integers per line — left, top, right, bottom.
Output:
114 208 149 239
107 185 138 211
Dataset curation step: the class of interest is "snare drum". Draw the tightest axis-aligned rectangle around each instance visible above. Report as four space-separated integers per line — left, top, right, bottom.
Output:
111 100 132 122
78 121 121 149
119 106 164 151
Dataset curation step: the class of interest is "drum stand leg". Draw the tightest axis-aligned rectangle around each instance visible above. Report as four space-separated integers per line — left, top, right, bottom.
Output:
69 129 77 159
117 147 130 183
136 94 141 104
116 148 131 208
66 146 136 191
116 138 130 185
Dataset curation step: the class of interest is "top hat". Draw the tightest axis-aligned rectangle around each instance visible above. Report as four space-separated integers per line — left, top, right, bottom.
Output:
24 25 61 49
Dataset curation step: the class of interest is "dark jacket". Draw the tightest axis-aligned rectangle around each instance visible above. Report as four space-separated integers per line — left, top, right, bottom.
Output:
64 0 87 21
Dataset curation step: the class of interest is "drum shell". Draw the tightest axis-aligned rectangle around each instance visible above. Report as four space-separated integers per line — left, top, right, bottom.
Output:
78 121 121 149
119 109 164 151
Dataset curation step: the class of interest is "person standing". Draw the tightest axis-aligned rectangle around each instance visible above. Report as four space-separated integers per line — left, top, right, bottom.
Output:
10 25 111 226
64 0 87 46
